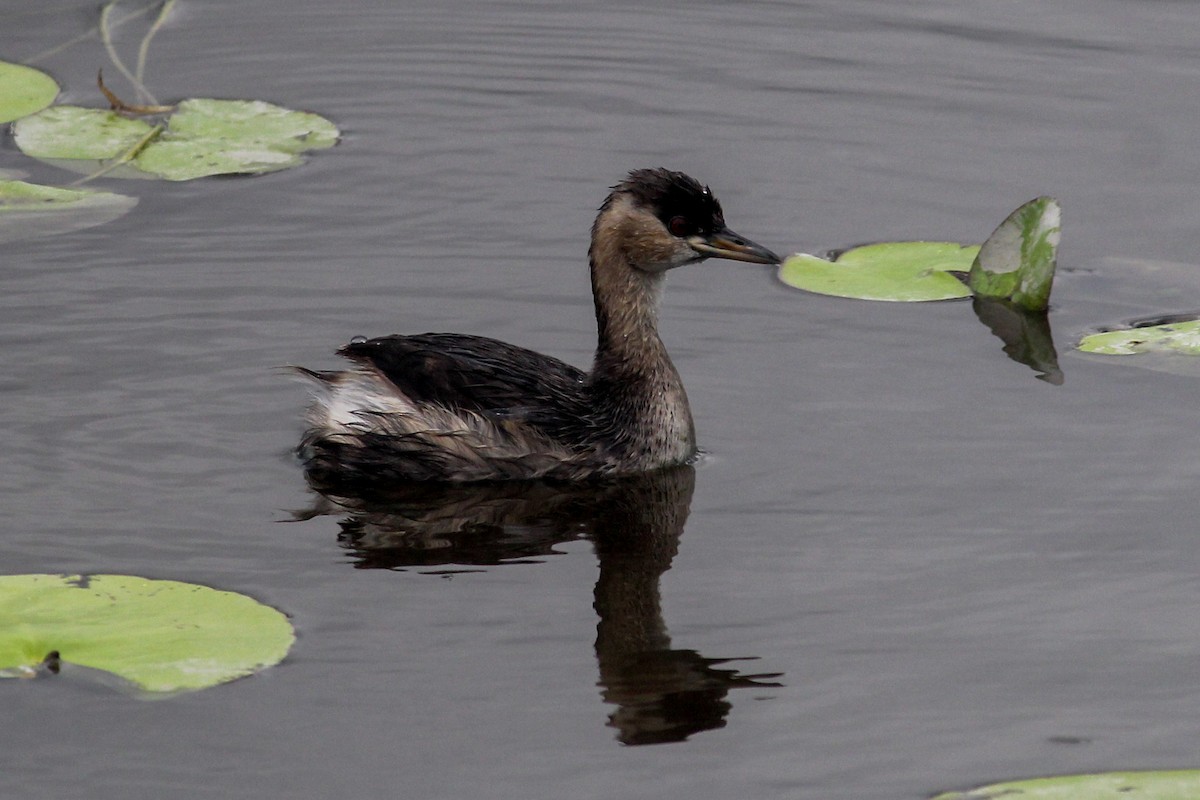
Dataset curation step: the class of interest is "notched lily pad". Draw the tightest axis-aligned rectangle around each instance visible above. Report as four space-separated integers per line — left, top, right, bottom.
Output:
0 179 137 243
0 60 60 123
778 198 1060 305
967 196 1061 311
779 241 978 302
1078 314 1200 356
12 99 340 181
934 769 1200 799
0 574 294 694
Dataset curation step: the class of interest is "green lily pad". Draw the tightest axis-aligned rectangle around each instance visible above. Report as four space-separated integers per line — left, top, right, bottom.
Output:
1078 317 1200 356
166 98 340 153
0 574 294 693
0 61 59 123
967 196 1061 311
13 105 156 161
778 199 1060 305
137 98 340 180
934 770 1200 799
13 99 339 181
779 242 978 302
0 179 137 243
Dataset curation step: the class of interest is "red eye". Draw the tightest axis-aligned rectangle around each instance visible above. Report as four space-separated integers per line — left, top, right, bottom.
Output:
668 216 689 236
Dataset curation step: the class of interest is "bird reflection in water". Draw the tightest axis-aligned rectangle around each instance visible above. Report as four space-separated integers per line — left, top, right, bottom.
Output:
298 466 782 745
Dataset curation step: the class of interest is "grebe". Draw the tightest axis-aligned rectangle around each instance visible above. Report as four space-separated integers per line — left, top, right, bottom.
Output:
298 168 779 485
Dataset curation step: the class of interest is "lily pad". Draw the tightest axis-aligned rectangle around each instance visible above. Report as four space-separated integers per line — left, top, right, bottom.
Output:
934 770 1200 799
137 98 340 180
1078 316 1200 356
0 574 294 693
135 135 303 181
12 105 156 161
13 99 339 181
967 196 1061 311
166 98 339 153
0 179 137 243
0 61 59 123
779 241 978 302
778 198 1061 305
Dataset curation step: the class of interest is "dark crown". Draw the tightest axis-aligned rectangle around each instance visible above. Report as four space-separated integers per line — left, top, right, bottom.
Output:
607 168 725 235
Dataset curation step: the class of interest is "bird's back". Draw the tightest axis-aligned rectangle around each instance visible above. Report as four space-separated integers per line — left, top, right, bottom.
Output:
341 332 586 421
299 333 602 486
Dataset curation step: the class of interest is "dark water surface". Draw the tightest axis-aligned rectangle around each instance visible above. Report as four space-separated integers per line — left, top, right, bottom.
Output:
5 1 1200 798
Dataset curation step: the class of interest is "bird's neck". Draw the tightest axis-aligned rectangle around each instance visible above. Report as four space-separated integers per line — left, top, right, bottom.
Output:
588 226 672 380
586 224 696 464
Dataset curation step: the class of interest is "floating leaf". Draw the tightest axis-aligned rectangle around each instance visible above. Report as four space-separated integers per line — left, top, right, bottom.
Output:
0 60 59 123
0 574 294 693
1078 317 1200 356
134 134 302 180
136 98 339 180
0 179 137 243
779 199 1060 306
933 770 1200 799
12 99 339 181
166 98 339 153
967 196 1061 311
13 105 155 161
778 242 977 302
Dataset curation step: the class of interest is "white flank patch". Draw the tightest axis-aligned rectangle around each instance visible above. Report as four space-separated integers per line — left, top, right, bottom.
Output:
317 372 416 431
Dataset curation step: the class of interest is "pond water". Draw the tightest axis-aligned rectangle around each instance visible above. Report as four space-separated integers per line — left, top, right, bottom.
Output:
5 1 1200 798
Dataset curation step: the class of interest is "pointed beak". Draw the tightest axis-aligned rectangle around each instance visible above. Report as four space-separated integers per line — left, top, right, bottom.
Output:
688 226 780 265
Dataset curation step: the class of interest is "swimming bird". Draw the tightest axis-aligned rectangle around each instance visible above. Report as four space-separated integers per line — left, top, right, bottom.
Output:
298 168 779 486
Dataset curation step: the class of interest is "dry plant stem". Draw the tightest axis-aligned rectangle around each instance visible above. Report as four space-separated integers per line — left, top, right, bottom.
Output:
100 0 159 106
70 123 163 186
98 70 174 114
21 2 157 66
136 0 177 93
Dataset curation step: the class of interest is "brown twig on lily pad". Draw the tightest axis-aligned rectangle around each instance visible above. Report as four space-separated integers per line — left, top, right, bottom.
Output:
97 69 174 115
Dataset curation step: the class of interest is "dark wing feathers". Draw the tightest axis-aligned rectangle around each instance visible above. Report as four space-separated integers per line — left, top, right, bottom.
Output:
339 333 587 418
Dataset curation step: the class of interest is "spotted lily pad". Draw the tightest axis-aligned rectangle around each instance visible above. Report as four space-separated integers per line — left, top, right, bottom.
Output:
13 99 339 181
165 98 339 153
12 105 155 161
967 196 1061 311
0 61 59 123
138 98 340 180
933 770 1200 799
0 574 294 693
0 179 137 243
1078 317 1200 356
779 241 978 302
